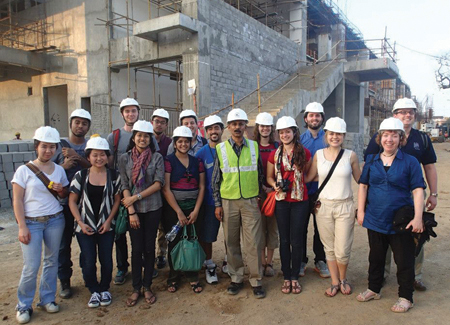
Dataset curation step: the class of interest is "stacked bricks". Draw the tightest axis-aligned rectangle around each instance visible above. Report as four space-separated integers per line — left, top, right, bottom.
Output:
0 140 36 208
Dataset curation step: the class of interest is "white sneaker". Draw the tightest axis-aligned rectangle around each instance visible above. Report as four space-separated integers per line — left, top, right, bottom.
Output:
88 292 101 308
40 302 59 313
206 265 219 284
16 310 31 324
222 260 229 274
100 291 112 306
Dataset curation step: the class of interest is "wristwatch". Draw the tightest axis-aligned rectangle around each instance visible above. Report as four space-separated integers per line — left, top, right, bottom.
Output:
430 193 438 198
137 193 143 200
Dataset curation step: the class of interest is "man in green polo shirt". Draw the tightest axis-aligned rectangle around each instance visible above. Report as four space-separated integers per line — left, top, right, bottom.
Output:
212 108 266 299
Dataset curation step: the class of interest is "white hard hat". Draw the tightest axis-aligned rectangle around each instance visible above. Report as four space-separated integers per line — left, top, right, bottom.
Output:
70 108 91 121
324 117 346 133
392 98 417 112
227 108 248 123
85 136 109 151
204 115 224 129
151 108 169 120
119 98 140 111
379 117 404 132
132 120 154 133
255 112 274 126
304 102 324 114
33 126 60 143
173 126 193 138
276 116 297 130
179 109 197 123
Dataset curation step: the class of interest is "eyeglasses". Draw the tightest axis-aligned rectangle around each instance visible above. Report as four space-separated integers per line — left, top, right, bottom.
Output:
153 119 167 125
395 110 415 116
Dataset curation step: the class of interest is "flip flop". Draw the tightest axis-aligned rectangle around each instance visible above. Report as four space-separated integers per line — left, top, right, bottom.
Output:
168 282 178 293
325 284 340 297
340 279 353 295
190 282 203 294
126 290 140 307
143 288 157 305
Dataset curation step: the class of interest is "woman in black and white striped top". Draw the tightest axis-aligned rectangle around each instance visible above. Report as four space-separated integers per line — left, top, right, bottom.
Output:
68 136 121 309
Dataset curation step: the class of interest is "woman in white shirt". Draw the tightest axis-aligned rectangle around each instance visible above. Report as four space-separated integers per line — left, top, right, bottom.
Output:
305 118 361 297
12 127 69 324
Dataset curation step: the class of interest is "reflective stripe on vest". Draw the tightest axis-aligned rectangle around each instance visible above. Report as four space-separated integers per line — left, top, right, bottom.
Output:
217 139 259 199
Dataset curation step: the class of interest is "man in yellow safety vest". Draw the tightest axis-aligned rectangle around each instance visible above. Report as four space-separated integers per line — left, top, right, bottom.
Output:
212 108 266 299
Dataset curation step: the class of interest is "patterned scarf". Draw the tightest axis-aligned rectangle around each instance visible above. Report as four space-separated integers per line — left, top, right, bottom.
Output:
131 146 152 187
273 145 304 201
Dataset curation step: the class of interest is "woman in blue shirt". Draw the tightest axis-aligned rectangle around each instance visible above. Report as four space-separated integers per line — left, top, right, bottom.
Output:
356 118 425 313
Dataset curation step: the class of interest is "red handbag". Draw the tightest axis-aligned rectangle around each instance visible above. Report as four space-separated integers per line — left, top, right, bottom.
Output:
261 191 276 217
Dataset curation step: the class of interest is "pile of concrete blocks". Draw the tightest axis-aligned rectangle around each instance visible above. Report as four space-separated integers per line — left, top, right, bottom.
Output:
0 141 36 208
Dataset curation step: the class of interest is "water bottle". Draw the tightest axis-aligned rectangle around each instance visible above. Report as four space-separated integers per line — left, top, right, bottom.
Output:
165 221 183 242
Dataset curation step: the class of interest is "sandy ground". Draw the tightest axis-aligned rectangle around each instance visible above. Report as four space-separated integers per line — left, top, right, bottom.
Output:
1 143 449 325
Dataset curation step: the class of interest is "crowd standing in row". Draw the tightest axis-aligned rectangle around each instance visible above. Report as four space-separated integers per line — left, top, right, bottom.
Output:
11 97 437 323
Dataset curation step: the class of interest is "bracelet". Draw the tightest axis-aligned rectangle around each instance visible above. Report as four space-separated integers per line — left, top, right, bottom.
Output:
430 193 438 198
129 213 137 216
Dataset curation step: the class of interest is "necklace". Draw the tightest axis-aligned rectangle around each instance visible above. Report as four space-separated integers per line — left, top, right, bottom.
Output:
381 149 397 158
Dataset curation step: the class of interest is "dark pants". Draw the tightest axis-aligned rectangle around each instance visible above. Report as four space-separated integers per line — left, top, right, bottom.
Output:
58 205 74 282
276 200 309 280
76 230 115 294
129 208 162 291
302 200 326 264
163 205 204 284
367 229 416 302
115 229 129 272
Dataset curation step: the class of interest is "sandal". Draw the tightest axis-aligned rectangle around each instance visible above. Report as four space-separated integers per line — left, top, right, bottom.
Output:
391 298 413 313
190 282 203 294
126 290 140 307
356 289 381 302
291 280 302 294
264 264 275 277
167 282 178 293
340 279 353 295
325 283 340 297
143 288 157 305
281 280 291 294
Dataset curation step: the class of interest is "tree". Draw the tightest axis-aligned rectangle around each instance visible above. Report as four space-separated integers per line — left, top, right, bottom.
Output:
436 53 450 89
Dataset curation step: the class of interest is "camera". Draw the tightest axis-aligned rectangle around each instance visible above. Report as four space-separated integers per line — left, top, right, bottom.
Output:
277 179 290 192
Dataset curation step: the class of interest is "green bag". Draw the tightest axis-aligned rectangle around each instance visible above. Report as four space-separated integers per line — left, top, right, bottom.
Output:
115 204 128 236
170 224 206 272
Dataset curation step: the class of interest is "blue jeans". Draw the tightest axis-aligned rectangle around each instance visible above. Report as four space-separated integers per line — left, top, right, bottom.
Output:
76 230 115 293
17 213 65 311
276 200 309 281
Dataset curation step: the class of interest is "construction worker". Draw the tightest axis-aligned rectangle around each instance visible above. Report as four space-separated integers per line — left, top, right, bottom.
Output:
53 108 92 299
167 109 207 156
195 115 225 284
212 108 266 299
106 98 159 285
151 109 172 270
299 102 330 278
364 98 437 292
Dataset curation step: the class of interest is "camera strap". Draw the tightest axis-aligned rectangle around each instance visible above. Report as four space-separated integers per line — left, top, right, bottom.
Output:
315 148 344 198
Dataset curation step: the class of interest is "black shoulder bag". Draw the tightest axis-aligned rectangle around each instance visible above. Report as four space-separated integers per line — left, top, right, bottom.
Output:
309 149 344 215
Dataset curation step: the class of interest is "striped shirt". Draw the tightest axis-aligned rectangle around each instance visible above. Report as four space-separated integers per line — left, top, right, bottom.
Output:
70 168 121 233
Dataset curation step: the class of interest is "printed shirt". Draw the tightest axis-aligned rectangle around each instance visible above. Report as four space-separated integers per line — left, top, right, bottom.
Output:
259 142 277 187
268 148 311 202
70 168 121 233
300 129 326 195
359 150 426 235
195 145 216 206
364 128 437 165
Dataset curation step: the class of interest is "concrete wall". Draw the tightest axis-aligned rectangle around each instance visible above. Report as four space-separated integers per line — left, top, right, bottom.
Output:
196 0 300 116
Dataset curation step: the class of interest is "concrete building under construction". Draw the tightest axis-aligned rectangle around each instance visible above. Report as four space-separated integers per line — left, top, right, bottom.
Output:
0 0 400 154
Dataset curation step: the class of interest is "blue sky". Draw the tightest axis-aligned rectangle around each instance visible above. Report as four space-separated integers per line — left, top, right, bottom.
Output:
335 0 450 116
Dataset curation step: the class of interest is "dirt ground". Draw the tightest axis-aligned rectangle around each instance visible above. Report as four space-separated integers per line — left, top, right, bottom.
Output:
0 143 449 325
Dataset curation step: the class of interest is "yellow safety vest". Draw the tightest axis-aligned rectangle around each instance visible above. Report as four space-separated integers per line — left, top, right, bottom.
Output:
216 139 259 199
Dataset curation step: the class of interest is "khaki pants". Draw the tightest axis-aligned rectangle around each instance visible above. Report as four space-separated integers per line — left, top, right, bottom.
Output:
222 198 263 287
316 198 355 265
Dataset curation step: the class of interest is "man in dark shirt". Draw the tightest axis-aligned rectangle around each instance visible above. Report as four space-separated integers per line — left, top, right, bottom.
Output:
364 98 437 291
53 108 91 299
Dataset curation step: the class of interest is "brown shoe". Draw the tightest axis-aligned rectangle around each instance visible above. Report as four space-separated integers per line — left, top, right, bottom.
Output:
414 280 427 291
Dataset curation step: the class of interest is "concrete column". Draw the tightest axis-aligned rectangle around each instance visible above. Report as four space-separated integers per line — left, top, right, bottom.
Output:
331 23 346 60
335 79 345 119
318 33 332 62
289 1 307 65
345 83 364 133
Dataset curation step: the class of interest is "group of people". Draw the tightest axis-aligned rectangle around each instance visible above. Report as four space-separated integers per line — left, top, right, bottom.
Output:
11 96 437 324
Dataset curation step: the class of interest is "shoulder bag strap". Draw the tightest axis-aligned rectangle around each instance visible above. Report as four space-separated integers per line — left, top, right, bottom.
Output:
315 148 344 197
25 162 59 199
